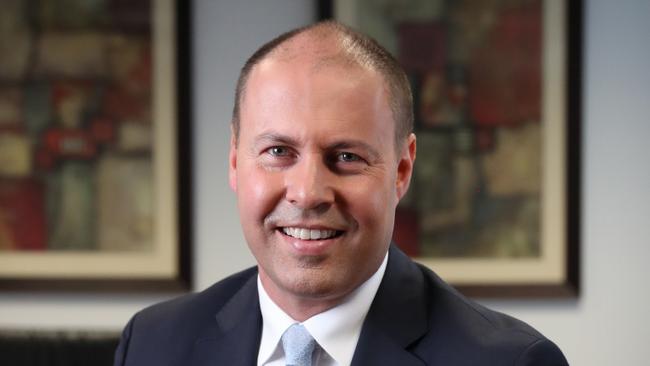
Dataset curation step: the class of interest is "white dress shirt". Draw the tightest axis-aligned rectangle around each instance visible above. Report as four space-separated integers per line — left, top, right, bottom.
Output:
256 252 389 366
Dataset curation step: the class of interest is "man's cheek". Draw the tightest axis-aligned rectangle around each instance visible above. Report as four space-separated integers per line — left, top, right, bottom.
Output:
249 172 277 198
251 178 269 200
243 172 284 217
358 186 391 214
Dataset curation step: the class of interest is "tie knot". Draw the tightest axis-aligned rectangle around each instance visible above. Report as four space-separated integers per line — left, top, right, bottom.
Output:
281 323 316 366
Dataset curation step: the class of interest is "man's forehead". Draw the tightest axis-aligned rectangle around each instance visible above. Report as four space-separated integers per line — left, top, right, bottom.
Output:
243 50 381 113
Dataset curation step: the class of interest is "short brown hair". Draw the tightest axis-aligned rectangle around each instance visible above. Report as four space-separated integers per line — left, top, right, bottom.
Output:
231 21 413 147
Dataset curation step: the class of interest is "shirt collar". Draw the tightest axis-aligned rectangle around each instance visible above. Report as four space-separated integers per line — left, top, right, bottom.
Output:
257 252 388 366
257 276 296 365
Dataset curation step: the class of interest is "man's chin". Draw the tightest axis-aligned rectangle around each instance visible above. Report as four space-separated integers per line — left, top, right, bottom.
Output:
279 272 352 300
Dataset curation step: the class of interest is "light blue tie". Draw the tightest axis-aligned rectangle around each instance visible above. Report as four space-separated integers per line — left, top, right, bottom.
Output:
281 323 316 366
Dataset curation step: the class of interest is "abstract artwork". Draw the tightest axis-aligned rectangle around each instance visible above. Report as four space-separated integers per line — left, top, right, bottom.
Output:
0 0 191 291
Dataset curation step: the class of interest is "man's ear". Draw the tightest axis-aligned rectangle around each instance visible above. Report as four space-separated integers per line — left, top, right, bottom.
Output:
396 133 416 200
228 126 238 192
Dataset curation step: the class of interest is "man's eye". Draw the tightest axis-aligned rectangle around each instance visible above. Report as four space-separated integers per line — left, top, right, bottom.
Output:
337 152 362 162
267 146 290 156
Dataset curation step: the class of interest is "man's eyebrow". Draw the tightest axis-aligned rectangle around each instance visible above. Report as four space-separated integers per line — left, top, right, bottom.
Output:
253 133 300 147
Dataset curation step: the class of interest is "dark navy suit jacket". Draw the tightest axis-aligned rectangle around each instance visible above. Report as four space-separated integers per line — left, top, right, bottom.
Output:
114 246 569 365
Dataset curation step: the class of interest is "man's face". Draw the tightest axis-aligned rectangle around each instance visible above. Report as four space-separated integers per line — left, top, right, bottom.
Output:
229 53 415 307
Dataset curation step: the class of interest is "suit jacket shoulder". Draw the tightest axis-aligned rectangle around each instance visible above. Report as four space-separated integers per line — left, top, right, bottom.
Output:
350 246 569 366
114 267 262 366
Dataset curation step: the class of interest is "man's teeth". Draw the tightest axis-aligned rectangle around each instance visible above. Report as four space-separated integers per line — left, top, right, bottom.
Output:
282 227 338 240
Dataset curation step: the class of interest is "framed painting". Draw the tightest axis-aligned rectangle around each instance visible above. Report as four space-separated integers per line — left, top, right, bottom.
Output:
0 0 192 292
320 0 581 297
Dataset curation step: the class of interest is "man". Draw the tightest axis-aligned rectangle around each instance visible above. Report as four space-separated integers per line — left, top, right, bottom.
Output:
114 21 568 366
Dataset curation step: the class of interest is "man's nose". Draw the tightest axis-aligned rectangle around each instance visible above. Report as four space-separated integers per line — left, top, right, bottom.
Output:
284 155 335 210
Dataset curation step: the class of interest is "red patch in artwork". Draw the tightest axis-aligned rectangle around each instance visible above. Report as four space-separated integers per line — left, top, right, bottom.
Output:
0 179 47 250
393 207 420 257
469 1 542 127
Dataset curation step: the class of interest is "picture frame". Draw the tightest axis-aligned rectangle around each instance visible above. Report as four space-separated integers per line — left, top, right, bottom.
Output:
0 0 192 292
320 0 581 297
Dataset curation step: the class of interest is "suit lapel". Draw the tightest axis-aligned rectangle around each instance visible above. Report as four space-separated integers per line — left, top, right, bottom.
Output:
188 274 262 366
351 246 428 366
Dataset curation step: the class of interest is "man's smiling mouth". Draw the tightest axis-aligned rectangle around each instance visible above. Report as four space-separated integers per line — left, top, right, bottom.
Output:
280 227 343 240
